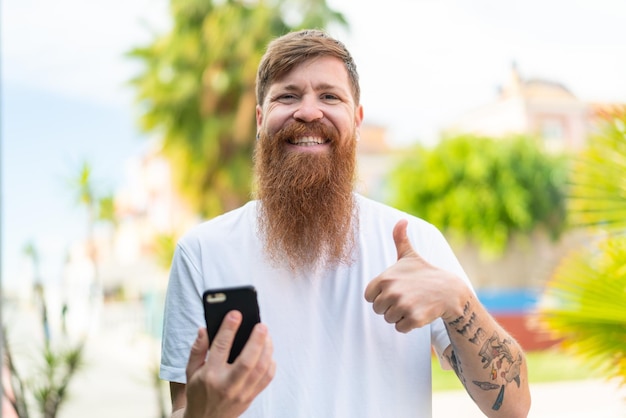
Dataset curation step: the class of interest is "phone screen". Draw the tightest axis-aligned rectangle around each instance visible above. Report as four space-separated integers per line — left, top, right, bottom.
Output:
202 285 261 363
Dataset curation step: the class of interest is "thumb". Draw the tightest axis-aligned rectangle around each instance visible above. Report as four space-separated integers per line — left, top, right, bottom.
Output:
186 328 209 379
393 219 415 260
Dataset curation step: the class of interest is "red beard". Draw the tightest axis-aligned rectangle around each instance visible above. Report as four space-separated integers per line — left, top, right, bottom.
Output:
253 121 358 271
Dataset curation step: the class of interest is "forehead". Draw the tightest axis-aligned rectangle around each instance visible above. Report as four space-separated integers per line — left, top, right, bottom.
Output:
268 56 351 93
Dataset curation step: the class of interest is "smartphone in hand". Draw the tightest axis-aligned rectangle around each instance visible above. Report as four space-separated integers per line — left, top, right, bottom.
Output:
203 285 261 364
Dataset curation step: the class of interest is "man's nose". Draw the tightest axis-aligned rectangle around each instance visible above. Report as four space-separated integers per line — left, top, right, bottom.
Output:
293 97 323 122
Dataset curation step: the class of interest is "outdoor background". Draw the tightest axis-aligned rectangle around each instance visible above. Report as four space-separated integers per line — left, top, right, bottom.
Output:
2 0 626 417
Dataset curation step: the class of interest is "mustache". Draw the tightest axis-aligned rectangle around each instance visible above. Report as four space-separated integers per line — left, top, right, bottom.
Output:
271 121 340 144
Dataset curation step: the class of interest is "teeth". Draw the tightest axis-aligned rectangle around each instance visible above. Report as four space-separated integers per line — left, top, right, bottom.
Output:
290 136 326 146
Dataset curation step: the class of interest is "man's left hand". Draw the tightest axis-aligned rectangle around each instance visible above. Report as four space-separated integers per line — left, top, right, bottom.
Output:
364 219 470 332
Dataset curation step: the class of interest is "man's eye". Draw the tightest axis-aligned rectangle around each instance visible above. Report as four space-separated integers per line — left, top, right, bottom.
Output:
321 94 340 102
277 94 297 102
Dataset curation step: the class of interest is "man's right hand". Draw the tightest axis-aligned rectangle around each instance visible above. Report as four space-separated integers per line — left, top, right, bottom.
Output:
183 311 276 418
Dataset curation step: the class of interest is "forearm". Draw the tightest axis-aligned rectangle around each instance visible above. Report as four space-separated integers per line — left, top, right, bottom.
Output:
443 293 530 418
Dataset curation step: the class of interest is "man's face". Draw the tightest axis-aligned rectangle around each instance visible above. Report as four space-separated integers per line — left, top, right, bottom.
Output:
253 56 363 271
256 55 363 152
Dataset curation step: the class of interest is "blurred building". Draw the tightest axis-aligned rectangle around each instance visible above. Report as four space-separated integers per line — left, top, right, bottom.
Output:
99 142 199 299
356 123 400 201
445 63 618 153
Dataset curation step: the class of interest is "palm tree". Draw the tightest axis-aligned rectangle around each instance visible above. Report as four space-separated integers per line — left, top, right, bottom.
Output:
128 0 347 219
539 106 626 385
23 242 50 344
4 242 86 418
67 161 117 298
3 329 84 418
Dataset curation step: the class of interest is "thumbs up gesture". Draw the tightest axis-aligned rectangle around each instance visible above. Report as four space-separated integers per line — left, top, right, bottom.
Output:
364 219 470 333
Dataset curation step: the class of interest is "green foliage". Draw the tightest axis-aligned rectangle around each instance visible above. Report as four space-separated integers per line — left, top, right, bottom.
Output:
97 196 117 226
152 232 179 270
70 161 95 207
35 344 84 418
67 160 115 225
3 328 85 418
541 238 626 384
567 116 626 230
387 135 568 256
129 0 347 218
539 109 626 386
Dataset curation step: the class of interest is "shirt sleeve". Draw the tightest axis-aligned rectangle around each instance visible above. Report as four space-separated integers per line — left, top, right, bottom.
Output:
160 242 205 384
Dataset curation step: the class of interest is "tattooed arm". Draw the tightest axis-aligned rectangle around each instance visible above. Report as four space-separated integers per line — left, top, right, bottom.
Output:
442 294 530 417
365 220 531 418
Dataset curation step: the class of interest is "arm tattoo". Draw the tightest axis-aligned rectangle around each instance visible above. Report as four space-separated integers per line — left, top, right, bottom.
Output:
447 302 524 411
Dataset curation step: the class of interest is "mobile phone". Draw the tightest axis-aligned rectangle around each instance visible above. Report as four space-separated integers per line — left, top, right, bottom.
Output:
202 285 261 364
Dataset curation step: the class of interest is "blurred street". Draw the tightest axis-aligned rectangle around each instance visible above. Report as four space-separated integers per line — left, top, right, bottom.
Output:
433 379 626 417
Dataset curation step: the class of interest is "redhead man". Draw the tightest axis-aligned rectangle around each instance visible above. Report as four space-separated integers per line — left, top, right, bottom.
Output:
160 29 531 418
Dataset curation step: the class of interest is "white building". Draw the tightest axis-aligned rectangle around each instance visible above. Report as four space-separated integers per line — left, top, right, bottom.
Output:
446 63 594 153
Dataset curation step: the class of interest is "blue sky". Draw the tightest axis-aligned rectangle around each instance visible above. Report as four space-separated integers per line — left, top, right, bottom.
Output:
2 0 626 291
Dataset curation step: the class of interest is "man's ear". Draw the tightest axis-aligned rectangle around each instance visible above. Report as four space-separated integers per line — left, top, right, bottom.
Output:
355 104 364 129
256 105 263 131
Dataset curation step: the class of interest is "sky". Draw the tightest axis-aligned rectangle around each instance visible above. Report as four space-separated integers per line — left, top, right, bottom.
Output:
2 0 626 292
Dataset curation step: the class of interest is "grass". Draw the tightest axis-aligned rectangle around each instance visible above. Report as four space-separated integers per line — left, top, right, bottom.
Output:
432 348 601 391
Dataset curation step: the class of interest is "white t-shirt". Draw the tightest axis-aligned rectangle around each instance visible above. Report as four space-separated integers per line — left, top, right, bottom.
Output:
160 194 472 418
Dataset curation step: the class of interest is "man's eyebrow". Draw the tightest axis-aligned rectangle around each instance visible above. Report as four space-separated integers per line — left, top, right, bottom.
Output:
268 84 300 95
272 82 344 93
313 82 344 93
281 84 300 92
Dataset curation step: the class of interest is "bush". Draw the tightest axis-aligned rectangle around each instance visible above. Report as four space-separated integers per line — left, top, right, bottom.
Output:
387 135 568 256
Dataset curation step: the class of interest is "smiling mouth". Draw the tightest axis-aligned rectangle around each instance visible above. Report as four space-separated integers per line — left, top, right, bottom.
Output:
288 136 329 146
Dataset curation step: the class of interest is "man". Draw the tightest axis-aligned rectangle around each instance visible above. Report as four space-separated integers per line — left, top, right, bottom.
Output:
160 29 531 418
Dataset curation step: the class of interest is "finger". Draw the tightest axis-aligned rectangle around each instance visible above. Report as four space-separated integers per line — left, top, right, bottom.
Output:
232 323 269 373
394 317 412 334
226 323 272 392
186 328 209 380
371 293 391 315
240 329 275 399
383 306 404 325
393 219 414 260
260 359 277 391
207 310 242 365
396 313 430 333
364 278 381 303
242 357 277 403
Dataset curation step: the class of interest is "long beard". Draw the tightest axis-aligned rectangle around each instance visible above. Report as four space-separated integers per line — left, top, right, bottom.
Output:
253 121 358 272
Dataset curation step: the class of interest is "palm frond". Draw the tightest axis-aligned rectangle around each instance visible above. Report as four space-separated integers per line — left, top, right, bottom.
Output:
540 237 626 385
568 116 626 231
539 109 626 385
